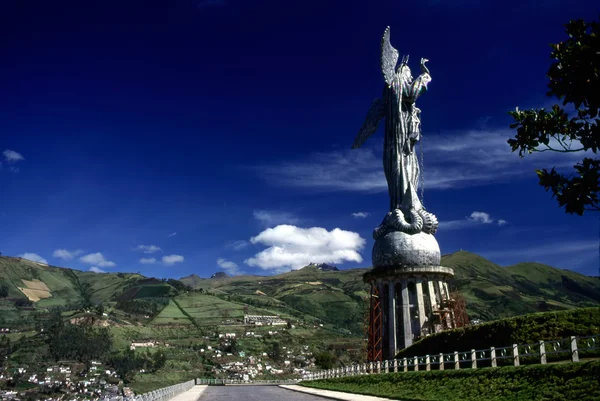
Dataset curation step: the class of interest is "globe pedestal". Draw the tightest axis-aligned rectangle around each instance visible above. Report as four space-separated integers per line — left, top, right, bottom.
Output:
364 232 456 360
372 231 441 268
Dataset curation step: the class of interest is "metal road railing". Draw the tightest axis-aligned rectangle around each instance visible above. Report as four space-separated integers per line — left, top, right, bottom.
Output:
302 334 600 380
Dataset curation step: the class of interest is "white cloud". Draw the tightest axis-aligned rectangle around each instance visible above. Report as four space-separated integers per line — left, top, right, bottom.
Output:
351 212 370 218
52 249 84 261
253 210 300 227
468 211 493 224
439 211 507 231
226 240 249 251
134 245 162 254
253 128 591 192
88 266 105 273
217 258 242 275
18 253 48 264
168 232 177 237
79 252 116 268
162 254 184 265
244 225 366 271
140 257 157 264
3 150 24 163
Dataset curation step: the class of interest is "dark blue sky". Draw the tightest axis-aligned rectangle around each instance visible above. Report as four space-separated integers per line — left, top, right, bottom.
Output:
1 0 598 278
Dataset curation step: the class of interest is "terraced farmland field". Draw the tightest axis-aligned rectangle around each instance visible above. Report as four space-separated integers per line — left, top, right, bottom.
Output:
174 293 292 327
175 293 246 326
151 300 191 325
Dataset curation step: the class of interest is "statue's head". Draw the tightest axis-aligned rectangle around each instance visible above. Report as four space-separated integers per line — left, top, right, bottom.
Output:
397 55 412 80
399 65 412 82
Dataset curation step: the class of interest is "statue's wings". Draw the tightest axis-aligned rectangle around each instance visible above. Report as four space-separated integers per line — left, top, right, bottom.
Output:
381 26 399 87
352 98 385 149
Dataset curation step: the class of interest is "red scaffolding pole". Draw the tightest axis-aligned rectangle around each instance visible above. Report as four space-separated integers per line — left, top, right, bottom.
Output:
367 283 383 362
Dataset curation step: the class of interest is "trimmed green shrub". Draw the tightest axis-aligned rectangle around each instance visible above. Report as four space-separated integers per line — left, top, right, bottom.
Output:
397 307 600 359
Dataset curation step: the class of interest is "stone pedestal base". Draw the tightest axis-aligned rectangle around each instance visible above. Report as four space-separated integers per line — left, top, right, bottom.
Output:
364 266 455 360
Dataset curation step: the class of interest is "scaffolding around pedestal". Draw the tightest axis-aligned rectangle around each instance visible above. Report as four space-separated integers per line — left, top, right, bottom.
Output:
364 266 457 361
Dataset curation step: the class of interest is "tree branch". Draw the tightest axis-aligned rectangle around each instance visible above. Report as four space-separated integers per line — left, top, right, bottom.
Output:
534 145 585 153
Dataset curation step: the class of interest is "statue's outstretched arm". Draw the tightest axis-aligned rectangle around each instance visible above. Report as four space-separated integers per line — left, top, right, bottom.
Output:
381 26 399 87
352 97 385 149
411 59 432 100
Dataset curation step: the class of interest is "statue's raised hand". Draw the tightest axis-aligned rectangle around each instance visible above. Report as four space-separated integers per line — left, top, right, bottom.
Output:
420 58 430 74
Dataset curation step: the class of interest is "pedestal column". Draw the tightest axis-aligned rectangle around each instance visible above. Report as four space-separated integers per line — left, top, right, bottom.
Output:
437 280 446 301
415 277 426 337
401 279 412 349
427 280 437 310
388 281 397 357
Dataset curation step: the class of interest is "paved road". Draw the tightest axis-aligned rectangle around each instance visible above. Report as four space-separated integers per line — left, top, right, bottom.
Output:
198 386 326 400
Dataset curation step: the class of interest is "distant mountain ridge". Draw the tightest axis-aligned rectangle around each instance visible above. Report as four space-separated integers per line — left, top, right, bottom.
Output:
306 262 339 272
178 273 204 286
1 251 600 333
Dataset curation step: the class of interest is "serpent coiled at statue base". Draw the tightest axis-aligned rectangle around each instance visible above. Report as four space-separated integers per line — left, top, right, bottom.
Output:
418 209 438 235
373 207 438 239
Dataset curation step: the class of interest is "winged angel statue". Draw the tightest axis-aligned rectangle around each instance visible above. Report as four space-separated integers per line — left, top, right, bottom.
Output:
352 27 438 239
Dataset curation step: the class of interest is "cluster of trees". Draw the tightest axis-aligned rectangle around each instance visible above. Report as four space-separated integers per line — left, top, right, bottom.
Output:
0 335 11 367
314 351 337 370
13 298 34 308
269 341 282 362
43 312 112 362
0 284 8 298
161 278 193 293
107 348 167 382
64 270 93 308
36 312 167 383
46 301 87 314
218 337 239 354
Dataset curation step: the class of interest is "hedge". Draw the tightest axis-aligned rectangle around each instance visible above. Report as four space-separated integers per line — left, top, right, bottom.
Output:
396 307 600 359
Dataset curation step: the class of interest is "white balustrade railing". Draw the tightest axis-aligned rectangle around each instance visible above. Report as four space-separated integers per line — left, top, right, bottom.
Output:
301 334 599 381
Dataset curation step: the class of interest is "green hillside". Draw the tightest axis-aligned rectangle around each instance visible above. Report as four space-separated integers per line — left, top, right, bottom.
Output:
0 256 144 306
2 251 600 333
177 252 600 330
0 256 182 328
182 266 370 333
443 251 600 321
